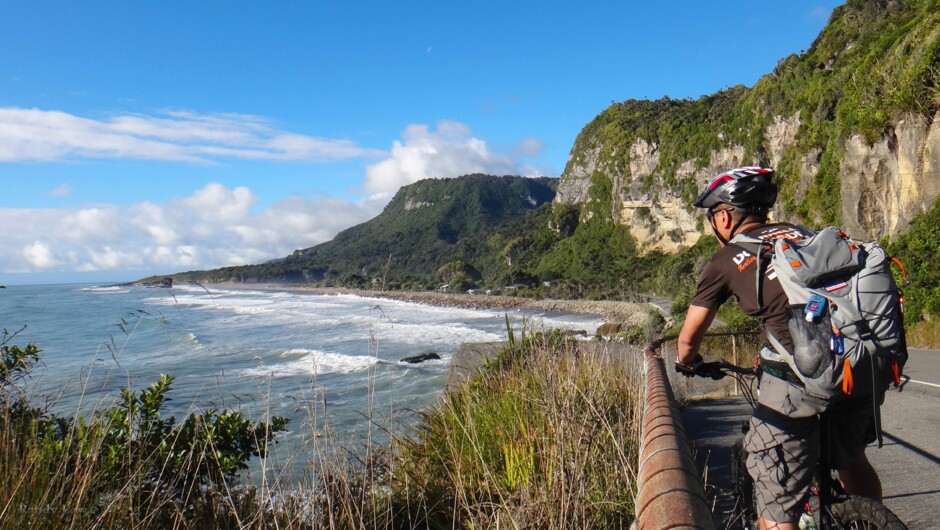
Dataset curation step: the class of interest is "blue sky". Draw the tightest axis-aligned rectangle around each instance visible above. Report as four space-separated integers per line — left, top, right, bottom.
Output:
0 1 840 284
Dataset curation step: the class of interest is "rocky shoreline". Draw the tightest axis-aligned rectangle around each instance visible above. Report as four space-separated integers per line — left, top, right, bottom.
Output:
201 282 651 327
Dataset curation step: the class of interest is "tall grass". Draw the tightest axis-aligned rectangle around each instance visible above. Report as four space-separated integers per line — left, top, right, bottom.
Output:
905 318 940 349
391 331 644 529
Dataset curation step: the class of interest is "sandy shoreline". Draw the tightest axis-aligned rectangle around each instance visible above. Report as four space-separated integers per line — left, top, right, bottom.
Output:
199 282 651 326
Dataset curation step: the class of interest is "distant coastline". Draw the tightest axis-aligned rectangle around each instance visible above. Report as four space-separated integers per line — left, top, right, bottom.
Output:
197 282 651 327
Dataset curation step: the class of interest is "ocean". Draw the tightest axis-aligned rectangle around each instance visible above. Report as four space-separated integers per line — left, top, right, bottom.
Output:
0 283 601 478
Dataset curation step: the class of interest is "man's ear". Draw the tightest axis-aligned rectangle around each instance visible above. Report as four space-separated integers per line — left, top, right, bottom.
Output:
718 209 733 229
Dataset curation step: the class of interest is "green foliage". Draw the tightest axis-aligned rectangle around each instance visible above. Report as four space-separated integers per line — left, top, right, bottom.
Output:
157 174 557 287
535 218 639 288
888 195 940 323
586 171 613 218
75 374 289 486
1 327 40 390
436 260 482 285
550 203 580 238
1 335 289 528
648 236 718 308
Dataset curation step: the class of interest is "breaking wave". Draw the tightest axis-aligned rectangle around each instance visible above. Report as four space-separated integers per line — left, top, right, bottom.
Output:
233 348 380 378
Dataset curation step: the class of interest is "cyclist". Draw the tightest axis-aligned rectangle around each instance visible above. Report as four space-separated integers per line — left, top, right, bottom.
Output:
675 167 882 530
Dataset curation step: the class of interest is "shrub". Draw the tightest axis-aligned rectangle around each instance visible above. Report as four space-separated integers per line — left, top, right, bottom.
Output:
0 332 289 529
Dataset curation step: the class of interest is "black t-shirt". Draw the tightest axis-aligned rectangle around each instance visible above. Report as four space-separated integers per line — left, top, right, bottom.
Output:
690 223 812 353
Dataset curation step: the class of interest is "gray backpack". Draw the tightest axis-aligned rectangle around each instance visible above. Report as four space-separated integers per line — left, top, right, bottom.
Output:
731 227 908 404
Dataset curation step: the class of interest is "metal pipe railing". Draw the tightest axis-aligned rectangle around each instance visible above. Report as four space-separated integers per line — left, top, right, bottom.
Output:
632 344 715 530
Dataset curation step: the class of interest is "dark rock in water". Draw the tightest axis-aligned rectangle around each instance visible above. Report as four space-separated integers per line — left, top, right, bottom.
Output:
564 329 588 337
401 352 442 364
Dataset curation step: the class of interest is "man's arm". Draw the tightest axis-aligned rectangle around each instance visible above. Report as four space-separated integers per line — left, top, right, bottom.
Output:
677 304 718 366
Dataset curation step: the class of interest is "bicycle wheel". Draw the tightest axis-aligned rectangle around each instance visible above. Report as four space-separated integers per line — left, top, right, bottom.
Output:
826 496 907 529
731 437 758 529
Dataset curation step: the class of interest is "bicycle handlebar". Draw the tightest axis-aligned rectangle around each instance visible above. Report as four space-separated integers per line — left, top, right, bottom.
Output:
674 360 757 380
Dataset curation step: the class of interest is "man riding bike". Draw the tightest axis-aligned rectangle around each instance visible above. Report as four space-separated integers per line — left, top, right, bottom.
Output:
676 167 883 530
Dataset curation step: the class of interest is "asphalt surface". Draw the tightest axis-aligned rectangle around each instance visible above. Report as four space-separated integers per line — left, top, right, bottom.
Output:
680 348 940 529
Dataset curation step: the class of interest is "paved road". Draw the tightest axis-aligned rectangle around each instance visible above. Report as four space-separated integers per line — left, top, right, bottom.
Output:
681 348 940 529
874 348 940 529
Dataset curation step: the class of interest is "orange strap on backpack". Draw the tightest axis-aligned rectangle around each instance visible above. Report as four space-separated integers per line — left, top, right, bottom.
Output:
890 257 909 284
890 352 901 387
842 358 854 395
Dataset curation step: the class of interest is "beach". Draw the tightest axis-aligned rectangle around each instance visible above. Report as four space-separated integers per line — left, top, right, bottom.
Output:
201 282 654 329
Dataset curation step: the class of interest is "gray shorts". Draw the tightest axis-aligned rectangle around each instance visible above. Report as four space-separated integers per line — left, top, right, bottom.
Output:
743 372 880 523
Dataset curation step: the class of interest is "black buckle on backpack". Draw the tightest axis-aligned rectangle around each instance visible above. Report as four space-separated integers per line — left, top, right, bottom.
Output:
855 319 873 342
759 359 804 387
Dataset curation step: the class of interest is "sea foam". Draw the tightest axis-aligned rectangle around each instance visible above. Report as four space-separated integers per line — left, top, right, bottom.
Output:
233 348 380 378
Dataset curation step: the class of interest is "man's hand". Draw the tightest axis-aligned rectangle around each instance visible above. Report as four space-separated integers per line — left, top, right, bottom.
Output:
674 354 703 377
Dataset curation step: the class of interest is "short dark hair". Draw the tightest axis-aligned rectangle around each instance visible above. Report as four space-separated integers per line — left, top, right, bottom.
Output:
726 207 768 224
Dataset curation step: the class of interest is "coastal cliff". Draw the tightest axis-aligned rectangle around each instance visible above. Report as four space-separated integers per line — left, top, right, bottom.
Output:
558 110 940 251
557 0 940 250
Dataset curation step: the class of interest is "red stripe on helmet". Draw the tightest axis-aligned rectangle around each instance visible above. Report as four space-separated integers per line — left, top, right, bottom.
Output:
707 175 733 191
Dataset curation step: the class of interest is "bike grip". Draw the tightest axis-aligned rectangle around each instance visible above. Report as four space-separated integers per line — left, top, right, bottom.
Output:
674 361 697 377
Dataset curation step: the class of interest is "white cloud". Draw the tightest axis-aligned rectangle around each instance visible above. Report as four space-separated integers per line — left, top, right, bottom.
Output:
0 107 385 163
23 241 59 269
181 183 257 225
79 247 143 272
0 183 386 275
47 183 73 197
363 120 545 194
0 116 554 278
57 207 123 243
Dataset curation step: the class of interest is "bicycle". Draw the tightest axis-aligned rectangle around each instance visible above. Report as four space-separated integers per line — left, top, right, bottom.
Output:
674 357 907 530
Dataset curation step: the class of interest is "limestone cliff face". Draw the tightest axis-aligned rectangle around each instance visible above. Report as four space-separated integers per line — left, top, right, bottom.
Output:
556 0 940 250
839 112 940 239
557 110 940 250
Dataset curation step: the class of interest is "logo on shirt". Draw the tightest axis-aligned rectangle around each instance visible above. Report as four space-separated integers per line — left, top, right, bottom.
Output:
732 250 757 272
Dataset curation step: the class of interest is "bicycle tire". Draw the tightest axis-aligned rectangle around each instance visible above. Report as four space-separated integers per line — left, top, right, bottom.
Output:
826 496 907 529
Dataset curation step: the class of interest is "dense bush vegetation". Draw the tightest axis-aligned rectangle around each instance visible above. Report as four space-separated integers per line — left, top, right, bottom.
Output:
888 195 940 345
1 328 289 528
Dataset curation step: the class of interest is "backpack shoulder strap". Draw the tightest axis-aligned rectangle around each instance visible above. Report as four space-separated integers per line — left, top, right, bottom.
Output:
729 233 773 309
728 232 763 247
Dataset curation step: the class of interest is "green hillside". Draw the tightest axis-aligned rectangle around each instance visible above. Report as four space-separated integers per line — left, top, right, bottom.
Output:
160 174 557 288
